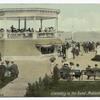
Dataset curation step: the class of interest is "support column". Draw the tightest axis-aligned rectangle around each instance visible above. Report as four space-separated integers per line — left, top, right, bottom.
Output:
18 18 20 30
55 17 58 32
55 17 58 38
24 18 26 30
33 17 36 32
40 19 43 29
33 17 37 39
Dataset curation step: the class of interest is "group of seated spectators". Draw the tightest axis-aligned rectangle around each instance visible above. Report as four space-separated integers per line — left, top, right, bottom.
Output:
59 62 82 80
85 64 100 80
10 25 34 33
0 25 55 33
39 27 55 33
0 27 34 33
0 59 19 82
57 60 100 80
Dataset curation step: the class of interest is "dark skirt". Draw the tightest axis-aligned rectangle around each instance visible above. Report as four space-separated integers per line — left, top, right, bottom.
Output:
75 71 81 78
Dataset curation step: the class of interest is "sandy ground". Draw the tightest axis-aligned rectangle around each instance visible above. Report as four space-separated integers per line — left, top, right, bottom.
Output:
67 52 100 70
0 55 51 96
0 52 100 96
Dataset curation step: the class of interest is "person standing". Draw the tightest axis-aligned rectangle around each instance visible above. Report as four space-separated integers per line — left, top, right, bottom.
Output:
62 44 66 58
0 62 6 81
71 47 76 59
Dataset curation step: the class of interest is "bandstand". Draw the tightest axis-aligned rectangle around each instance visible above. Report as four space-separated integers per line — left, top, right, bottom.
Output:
0 8 62 56
0 8 60 39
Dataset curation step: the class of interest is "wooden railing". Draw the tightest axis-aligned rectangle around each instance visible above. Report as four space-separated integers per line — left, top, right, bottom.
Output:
0 31 56 39
37 31 55 38
7 32 33 39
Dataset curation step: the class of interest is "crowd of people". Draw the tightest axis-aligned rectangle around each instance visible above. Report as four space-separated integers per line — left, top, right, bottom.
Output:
82 42 95 53
57 41 99 60
50 40 100 81
57 41 82 59
0 59 19 82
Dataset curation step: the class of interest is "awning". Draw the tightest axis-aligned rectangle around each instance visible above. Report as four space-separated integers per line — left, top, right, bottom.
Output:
40 45 53 48
34 38 63 45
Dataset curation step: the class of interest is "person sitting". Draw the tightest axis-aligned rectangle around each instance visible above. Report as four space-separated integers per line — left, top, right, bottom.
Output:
86 65 92 80
92 64 99 80
62 63 71 80
69 62 74 69
39 28 42 32
94 64 98 69
9 61 19 78
74 64 81 79
69 62 75 80
27 28 31 32
0 28 4 32
31 28 34 32
5 60 11 77
44 27 48 32
20 29 25 32
16 28 20 32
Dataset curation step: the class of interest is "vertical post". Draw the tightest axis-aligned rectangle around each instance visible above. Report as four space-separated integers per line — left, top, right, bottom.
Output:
55 17 58 32
33 17 36 32
24 18 26 30
40 19 43 29
18 18 20 30
33 17 37 39
55 17 58 38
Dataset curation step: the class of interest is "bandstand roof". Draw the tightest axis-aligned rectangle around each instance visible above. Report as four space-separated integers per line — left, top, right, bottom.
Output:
0 8 60 20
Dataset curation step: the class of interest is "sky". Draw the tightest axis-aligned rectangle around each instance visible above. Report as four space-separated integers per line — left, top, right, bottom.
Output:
0 4 100 31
